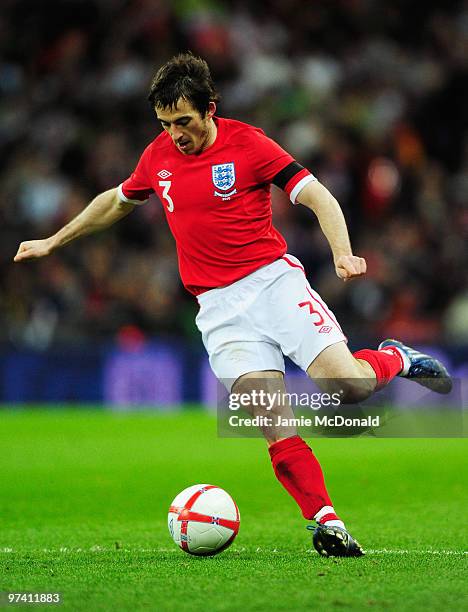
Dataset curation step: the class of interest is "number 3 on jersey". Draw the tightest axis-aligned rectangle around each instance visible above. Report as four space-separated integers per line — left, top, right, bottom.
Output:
159 180 174 212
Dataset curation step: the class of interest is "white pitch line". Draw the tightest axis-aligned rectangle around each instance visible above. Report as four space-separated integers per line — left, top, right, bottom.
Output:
365 549 467 555
0 547 466 555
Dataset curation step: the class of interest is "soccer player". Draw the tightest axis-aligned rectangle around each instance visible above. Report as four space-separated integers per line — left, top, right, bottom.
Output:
14 53 452 557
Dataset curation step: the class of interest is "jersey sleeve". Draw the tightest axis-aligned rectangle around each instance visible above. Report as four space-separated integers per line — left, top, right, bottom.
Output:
118 143 154 205
245 128 317 204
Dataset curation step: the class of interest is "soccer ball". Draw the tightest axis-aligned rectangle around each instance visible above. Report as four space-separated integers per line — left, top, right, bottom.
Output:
168 484 240 556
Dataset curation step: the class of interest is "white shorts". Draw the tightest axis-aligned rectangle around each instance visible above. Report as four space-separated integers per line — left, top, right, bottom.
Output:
195 254 346 389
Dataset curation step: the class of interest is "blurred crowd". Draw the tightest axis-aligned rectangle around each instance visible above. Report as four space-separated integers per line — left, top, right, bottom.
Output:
1 0 467 350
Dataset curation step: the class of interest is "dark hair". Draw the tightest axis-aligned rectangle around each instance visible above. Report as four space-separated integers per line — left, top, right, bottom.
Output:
148 52 220 117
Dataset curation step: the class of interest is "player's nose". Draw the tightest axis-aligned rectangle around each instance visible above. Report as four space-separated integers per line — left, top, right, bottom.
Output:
171 125 184 140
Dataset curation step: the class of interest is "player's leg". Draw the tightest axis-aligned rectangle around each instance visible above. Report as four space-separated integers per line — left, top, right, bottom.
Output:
255 257 377 556
231 369 361 552
306 340 402 401
231 370 296 443
307 338 452 397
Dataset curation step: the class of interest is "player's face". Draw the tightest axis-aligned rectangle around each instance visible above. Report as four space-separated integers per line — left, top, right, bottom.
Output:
156 99 216 155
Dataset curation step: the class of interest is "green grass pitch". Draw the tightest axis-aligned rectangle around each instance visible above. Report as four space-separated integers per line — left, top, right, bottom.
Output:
0 409 466 611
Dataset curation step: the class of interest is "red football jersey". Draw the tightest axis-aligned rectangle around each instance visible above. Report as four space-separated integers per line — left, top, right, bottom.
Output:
118 117 316 295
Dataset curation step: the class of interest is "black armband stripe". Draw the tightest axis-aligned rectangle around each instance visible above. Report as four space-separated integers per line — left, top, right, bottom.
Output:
272 161 305 190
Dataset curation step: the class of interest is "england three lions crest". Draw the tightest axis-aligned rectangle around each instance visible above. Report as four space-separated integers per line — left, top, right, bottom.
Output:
212 163 237 199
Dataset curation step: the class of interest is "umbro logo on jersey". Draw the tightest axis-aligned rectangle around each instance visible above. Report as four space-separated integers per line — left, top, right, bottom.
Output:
157 169 172 179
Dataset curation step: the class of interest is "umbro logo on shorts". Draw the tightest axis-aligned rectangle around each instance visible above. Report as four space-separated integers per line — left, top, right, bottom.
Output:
157 169 172 179
319 326 332 334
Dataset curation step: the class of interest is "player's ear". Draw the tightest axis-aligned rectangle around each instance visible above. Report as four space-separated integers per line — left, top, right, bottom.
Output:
206 101 216 118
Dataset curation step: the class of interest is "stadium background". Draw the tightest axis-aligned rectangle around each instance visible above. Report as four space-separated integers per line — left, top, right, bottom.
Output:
0 0 467 405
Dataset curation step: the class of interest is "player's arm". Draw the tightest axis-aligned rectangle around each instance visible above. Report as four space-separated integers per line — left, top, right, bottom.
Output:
296 180 366 281
14 187 134 262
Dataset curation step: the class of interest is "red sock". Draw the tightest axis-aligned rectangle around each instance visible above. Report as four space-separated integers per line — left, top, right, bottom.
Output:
269 435 337 521
353 348 403 390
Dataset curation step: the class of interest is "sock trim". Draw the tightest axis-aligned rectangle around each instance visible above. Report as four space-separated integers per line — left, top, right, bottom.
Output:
314 505 336 522
380 346 410 376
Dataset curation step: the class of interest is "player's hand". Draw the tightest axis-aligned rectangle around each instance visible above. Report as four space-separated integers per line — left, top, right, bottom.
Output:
335 255 367 281
14 238 55 262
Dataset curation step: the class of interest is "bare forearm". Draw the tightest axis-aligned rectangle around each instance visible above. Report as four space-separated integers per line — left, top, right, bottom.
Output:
295 180 366 280
51 188 134 249
14 188 135 262
297 181 352 262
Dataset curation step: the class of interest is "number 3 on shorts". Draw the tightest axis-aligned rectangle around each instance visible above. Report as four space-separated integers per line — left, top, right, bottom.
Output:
159 180 174 212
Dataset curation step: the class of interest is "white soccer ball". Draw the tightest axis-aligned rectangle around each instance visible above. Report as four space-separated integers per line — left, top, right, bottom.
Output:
168 484 240 556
